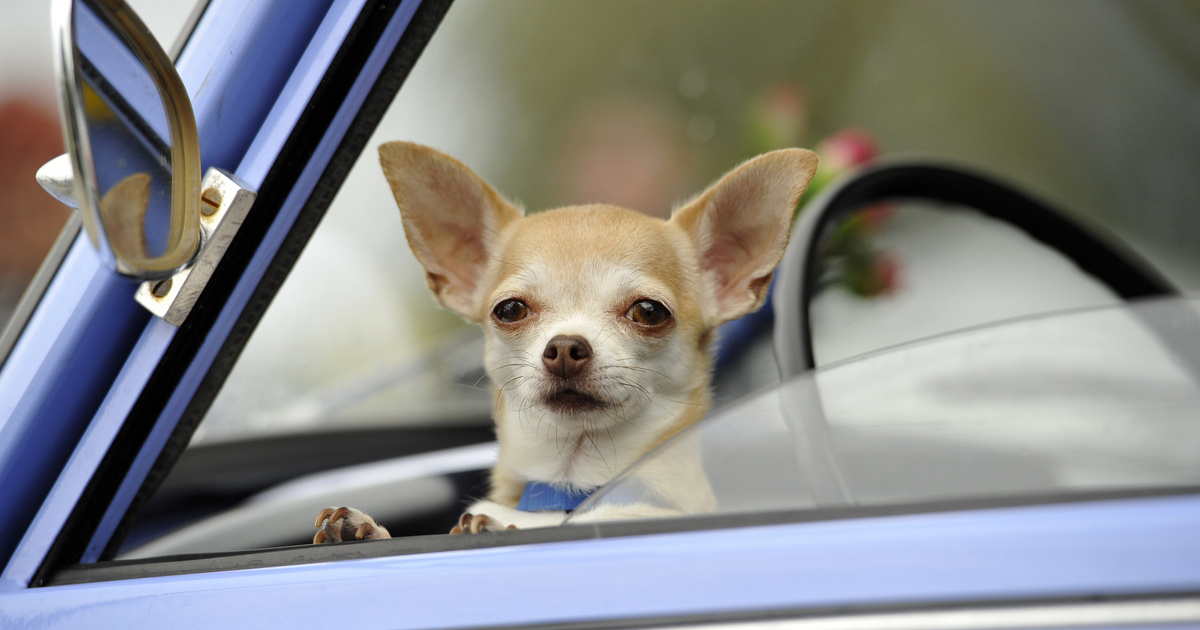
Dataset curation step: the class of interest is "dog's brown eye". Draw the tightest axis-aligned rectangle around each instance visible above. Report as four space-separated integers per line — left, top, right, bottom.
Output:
628 300 671 327
493 299 530 323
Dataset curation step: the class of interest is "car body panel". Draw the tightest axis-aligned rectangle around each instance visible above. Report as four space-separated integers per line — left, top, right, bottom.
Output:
2 494 1199 628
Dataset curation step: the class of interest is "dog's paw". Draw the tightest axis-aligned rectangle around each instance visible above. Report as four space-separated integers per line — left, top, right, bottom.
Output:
313 506 391 543
449 512 518 535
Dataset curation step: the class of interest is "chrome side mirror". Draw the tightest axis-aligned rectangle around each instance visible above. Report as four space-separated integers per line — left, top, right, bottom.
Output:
38 0 255 325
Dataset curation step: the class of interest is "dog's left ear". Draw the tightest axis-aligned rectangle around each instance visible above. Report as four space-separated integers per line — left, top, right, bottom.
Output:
671 149 818 325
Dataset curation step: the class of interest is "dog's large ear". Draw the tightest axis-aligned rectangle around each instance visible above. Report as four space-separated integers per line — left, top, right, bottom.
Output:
380 141 523 321
671 149 818 325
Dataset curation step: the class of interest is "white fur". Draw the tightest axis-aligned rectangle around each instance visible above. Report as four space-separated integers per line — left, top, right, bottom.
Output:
485 260 698 491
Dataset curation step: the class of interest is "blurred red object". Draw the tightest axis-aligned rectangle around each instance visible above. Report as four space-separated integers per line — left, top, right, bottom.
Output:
0 98 69 283
869 251 899 295
557 94 690 219
817 128 879 171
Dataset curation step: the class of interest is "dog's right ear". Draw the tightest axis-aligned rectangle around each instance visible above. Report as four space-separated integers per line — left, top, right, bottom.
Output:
671 148 817 326
379 142 522 321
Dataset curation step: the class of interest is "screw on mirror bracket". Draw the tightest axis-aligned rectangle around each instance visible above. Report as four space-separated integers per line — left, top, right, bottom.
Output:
135 167 255 325
150 278 172 298
200 186 221 216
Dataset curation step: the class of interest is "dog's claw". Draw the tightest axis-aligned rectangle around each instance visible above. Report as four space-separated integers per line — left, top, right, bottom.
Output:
449 512 512 535
312 506 391 543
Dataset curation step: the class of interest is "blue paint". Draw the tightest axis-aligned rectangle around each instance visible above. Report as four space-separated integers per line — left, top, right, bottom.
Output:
0 239 146 571
1 495 1197 628
180 0 330 175
1 319 176 590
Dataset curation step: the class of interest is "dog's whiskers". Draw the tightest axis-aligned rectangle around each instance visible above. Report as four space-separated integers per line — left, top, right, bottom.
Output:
608 363 672 380
581 421 609 471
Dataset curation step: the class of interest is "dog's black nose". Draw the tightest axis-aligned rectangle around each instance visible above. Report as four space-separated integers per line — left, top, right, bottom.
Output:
542 335 592 379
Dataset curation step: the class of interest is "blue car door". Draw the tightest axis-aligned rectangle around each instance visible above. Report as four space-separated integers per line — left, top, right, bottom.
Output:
1 2 1199 629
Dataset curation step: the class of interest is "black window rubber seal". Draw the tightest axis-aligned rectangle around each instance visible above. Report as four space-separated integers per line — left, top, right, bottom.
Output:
782 164 1179 374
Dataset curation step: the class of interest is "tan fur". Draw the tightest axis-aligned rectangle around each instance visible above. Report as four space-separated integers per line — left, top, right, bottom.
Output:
315 141 816 540
671 150 818 320
379 142 523 319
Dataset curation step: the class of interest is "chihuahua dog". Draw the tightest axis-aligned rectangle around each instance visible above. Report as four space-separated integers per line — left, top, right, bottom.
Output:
314 141 816 542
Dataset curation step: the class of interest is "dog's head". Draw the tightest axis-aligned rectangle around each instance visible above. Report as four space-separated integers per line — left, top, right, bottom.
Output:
381 142 816 454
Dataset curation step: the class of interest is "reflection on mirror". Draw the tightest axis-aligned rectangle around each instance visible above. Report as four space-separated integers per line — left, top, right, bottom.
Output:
53 0 200 278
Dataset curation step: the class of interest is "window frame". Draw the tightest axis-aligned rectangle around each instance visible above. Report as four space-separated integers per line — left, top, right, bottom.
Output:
0 0 452 589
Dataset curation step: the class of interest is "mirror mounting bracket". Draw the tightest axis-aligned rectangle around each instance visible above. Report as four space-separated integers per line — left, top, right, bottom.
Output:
134 168 255 326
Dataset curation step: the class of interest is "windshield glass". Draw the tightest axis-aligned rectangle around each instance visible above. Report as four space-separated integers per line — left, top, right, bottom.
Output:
183 1 1200 446
571 297 1200 520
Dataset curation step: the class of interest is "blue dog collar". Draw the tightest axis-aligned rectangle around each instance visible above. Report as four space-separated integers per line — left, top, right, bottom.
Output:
516 481 594 512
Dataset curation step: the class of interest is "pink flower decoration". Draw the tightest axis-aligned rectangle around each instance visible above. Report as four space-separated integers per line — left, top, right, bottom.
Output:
859 202 896 231
871 252 899 295
818 128 879 171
